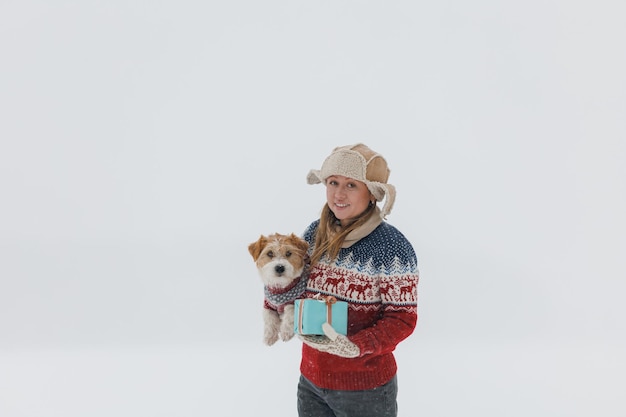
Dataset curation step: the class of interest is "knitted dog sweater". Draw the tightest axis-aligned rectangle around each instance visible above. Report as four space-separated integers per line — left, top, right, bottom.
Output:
300 220 419 391
264 276 307 314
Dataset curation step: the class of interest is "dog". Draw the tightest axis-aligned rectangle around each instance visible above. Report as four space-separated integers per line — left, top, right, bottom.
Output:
248 233 309 346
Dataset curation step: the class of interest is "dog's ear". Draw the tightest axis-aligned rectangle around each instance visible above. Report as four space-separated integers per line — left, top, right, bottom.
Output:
288 233 309 254
248 235 267 260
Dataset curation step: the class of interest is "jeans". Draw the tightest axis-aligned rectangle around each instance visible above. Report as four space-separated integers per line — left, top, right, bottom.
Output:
297 374 398 417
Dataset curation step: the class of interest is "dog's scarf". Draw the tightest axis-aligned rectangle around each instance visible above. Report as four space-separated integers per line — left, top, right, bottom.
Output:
264 276 307 313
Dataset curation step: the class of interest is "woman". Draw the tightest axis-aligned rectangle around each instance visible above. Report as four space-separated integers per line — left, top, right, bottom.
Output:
297 143 419 417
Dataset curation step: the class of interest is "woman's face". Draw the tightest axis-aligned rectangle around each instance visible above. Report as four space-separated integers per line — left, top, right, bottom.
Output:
325 175 373 225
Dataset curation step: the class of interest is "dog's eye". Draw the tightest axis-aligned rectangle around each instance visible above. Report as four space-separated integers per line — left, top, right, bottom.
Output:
267 251 274 258
285 251 292 257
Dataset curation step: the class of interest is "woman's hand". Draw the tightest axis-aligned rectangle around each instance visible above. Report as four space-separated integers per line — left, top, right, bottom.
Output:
299 323 360 358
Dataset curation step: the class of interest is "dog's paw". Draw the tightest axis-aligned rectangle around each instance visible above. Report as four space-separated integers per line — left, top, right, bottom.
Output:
279 306 295 342
263 309 281 346
264 331 279 346
280 327 295 342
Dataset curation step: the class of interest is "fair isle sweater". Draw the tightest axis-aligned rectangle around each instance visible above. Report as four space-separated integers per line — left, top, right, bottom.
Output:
300 220 419 391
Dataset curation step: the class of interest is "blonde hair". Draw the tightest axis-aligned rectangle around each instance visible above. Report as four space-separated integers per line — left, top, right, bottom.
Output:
310 202 376 266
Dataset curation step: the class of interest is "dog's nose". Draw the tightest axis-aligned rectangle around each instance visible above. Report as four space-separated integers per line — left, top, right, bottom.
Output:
275 264 285 275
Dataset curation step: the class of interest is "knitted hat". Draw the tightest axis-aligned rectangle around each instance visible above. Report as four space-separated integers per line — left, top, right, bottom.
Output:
307 143 396 218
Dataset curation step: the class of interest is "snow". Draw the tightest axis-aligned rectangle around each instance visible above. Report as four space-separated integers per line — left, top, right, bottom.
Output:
2 339 625 416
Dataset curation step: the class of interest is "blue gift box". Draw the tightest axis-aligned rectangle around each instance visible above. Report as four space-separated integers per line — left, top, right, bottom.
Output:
294 296 348 336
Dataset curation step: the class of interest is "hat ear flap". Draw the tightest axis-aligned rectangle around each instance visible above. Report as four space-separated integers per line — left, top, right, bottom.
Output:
307 169 323 185
368 183 395 219
380 183 396 219
368 183 386 201
367 182 396 219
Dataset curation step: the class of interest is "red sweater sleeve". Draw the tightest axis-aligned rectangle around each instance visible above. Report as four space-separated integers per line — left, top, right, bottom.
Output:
350 307 418 356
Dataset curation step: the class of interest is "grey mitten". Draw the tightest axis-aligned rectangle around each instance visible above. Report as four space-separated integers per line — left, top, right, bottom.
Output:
299 322 360 358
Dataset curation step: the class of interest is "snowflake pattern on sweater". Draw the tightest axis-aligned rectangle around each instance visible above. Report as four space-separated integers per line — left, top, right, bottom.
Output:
304 221 418 309
300 220 419 391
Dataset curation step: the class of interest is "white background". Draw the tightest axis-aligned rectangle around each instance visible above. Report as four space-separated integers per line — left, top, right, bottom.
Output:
1 1 625 416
